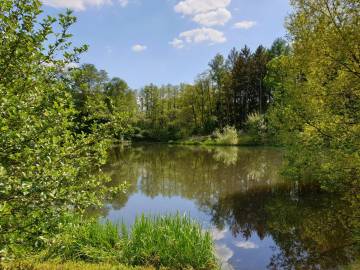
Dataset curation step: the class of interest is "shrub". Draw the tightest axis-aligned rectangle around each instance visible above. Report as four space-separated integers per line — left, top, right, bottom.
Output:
0 4 114 254
214 126 239 145
245 112 267 144
122 214 217 270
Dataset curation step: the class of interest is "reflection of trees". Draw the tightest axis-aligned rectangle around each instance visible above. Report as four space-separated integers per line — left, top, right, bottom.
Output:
211 185 359 269
96 144 359 268
104 144 283 212
211 147 239 166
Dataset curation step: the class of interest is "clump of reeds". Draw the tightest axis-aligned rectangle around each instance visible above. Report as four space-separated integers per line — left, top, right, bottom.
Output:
41 214 218 270
121 214 217 269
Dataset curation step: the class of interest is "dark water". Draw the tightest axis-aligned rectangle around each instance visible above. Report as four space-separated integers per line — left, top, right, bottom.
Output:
97 144 358 270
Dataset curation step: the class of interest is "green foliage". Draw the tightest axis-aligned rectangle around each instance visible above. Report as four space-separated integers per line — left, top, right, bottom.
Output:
22 215 217 270
245 112 267 144
44 219 122 263
267 0 360 192
2 261 156 270
122 214 217 270
136 41 288 141
213 126 238 145
70 64 137 140
0 0 127 257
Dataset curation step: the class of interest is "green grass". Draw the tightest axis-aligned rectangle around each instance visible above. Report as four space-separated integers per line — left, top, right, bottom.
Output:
341 260 360 270
1 261 156 270
37 214 218 270
122 215 217 269
171 133 262 146
43 221 122 263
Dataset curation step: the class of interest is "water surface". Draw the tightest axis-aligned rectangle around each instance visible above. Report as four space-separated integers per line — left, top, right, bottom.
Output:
97 144 358 270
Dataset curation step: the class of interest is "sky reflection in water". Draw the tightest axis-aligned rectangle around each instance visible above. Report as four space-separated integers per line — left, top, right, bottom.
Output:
94 144 358 270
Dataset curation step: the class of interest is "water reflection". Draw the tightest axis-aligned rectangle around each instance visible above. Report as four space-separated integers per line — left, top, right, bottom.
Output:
211 186 358 269
97 144 358 270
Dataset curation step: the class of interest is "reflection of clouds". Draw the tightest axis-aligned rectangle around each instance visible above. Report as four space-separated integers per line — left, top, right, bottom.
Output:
215 244 234 263
235 241 259 249
221 262 235 270
210 228 228 240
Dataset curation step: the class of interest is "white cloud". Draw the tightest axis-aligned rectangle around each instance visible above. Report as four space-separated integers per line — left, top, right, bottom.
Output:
234 20 257 29
170 28 226 49
210 228 228 241
215 244 234 263
235 241 259 249
180 28 226 44
174 0 232 27
192 8 231 26
169 38 185 49
118 0 128 7
132 44 147 52
42 0 129 10
175 0 231 15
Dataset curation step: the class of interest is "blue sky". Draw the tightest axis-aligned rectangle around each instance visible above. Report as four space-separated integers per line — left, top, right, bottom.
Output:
42 0 291 89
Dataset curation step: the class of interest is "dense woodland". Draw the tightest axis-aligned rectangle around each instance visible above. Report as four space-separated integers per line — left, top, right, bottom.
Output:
0 0 359 268
68 40 289 141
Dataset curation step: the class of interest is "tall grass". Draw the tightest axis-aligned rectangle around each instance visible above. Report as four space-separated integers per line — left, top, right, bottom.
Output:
44 220 122 263
122 215 216 269
214 126 239 145
1 261 155 270
40 215 218 270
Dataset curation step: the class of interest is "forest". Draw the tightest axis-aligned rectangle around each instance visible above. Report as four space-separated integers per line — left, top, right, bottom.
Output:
0 0 359 269
68 40 289 142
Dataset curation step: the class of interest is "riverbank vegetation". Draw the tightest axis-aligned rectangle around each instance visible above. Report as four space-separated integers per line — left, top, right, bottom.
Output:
0 0 359 269
2 214 216 269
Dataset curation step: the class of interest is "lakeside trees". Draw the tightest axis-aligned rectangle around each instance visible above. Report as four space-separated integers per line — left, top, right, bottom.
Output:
0 0 359 267
69 64 137 139
0 1 127 255
136 41 290 140
268 0 360 193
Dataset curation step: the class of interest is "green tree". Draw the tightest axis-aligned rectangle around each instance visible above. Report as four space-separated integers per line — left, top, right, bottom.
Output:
0 0 115 255
70 64 135 139
268 0 360 192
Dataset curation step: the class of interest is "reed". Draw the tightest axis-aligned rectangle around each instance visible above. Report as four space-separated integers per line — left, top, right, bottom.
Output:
121 214 217 269
41 214 218 270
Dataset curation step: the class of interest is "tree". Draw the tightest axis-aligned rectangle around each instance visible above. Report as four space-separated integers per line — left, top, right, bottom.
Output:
70 64 135 139
0 0 115 254
268 0 360 193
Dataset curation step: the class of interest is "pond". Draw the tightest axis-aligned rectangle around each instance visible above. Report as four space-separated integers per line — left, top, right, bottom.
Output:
95 144 358 270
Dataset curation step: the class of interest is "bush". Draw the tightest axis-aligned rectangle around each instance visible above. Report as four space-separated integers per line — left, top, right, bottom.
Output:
122 214 217 269
245 112 267 144
214 126 239 145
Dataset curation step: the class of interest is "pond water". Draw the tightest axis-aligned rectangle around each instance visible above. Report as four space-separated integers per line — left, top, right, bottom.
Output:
96 144 358 270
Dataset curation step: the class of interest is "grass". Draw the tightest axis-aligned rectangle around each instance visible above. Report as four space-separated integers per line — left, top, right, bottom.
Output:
171 133 261 146
122 215 217 269
43 221 122 263
341 260 360 270
1 261 156 270
35 214 217 270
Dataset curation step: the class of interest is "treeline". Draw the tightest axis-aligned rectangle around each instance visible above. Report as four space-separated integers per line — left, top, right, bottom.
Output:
72 39 290 141
137 41 290 140
68 64 137 139
1 0 359 264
